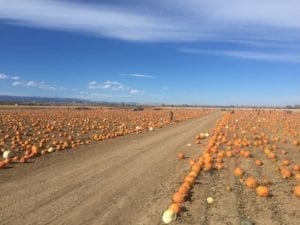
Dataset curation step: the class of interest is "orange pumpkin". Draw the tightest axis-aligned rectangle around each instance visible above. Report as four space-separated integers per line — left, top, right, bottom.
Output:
293 164 300 172
184 175 195 186
293 185 300 197
31 145 39 154
292 140 299 146
282 159 290 166
255 159 263 166
225 151 233 158
233 167 244 177
188 171 198 178
191 163 202 174
168 203 181 214
280 168 292 179
181 182 192 190
178 185 189 196
204 162 213 171
172 192 185 203
244 176 257 189
256 186 269 197
178 152 185 160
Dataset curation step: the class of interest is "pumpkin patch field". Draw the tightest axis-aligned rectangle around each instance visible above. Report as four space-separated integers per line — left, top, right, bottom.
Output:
0 107 211 168
0 108 299 225
162 110 300 225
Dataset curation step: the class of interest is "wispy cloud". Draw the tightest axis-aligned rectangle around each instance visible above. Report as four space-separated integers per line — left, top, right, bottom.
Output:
87 80 143 95
0 0 181 42
88 80 124 91
179 48 300 63
0 73 20 80
121 73 155 79
0 0 299 45
12 81 22 86
0 74 8 80
130 89 144 95
12 80 66 90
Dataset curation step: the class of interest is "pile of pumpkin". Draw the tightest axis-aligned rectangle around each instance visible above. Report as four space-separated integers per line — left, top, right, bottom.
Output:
162 110 300 224
0 108 213 169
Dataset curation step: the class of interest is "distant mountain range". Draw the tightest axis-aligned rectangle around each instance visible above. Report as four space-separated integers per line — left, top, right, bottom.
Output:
0 95 139 107
0 95 298 109
0 95 88 104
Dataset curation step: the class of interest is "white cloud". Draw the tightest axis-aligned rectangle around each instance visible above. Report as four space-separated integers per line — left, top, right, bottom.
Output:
88 80 125 91
179 48 300 63
0 74 8 80
12 81 22 86
0 73 22 80
0 0 179 42
0 0 299 45
127 74 155 79
11 79 66 90
120 73 155 80
130 89 141 94
26 81 35 87
87 80 144 96
101 84 111 89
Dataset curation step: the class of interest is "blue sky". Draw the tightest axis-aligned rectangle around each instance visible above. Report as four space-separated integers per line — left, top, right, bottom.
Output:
0 0 300 106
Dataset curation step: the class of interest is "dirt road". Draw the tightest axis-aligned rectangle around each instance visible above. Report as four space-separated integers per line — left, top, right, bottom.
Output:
0 112 221 225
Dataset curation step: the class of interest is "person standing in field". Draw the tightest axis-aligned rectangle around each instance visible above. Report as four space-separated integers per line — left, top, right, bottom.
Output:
169 110 174 121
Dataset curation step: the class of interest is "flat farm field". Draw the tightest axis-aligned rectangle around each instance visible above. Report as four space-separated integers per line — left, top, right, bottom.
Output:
0 108 299 225
0 107 212 165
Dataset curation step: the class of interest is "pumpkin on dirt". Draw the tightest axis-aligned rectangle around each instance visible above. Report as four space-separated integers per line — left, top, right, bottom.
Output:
177 152 185 160
162 209 176 224
256 186 269 197
168 203 181 214
293 185 300 197
233 167 245 177
280 168 293 179
172 192 185 204
184 175 196 186
3 150 14 159
244 176 257 189
255 159 263 166
292 140 299 146
178 185 189 196
282 159 290 166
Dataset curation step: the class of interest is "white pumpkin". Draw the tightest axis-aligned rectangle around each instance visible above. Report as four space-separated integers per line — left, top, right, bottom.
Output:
207 197 214 204
47 147 55 153
3 150 14 159
162 209 176 224
200 132 206 139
